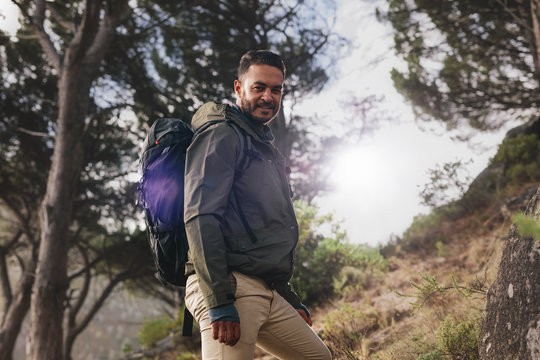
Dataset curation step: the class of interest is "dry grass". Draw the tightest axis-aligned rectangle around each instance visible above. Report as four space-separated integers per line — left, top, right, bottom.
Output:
314 206 512 360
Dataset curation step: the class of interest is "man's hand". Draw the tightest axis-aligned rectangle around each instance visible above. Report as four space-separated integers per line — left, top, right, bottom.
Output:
211 320 241 346
296 309 313 327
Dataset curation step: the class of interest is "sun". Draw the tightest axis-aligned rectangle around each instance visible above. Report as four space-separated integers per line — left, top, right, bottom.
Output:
330 146 388 195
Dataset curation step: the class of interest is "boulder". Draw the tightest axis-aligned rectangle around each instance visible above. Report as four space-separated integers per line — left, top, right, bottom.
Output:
479 187 540 359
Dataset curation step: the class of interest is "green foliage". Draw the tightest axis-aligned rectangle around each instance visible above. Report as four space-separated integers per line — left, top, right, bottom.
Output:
176 353 196 360
122 342 133 354
381 0 539 131
291 201 387 305
138 315 177 349
395 273 485 310
436 316 479 360
416 351 443 360
420 160 472 209
399 212 447 253
490 134 540 188
332 266 370 299
514 213 540 242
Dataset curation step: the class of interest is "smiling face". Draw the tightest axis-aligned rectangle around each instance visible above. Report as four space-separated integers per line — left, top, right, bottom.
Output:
234 64 284 128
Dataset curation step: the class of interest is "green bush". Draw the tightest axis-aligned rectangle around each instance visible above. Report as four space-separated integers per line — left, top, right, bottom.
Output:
491 133 540 188
332 266 371 299
138 315 177 349
416 350 443 360
291 201 387 305
436 315 479 360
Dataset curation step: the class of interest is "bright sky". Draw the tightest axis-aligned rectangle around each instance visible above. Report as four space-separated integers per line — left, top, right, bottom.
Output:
304 0 514 246
0 1 514 248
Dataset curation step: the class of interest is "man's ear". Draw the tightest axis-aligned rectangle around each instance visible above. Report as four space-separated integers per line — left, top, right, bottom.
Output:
234 80 242 97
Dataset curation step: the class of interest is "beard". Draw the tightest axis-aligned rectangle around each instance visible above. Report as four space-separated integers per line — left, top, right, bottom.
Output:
240 97 279 126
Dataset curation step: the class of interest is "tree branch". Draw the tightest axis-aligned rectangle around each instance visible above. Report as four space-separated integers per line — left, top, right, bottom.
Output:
16 127 51 138
12 0 63 73
68 243 92 327
0 253 14 321
85 0 130 67
0 193 36 246
46 2 76 33
69 268 135 340
66 0 102 65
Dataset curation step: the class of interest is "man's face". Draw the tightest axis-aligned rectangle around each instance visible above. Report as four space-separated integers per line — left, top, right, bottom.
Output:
234 64 284 127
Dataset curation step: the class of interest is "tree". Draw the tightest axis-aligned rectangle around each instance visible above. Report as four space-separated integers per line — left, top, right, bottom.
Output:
380 0 540 132
106 0 345 200
1 1 344 358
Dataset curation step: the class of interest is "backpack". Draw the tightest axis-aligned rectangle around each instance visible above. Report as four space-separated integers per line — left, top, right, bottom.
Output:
137 117 256 334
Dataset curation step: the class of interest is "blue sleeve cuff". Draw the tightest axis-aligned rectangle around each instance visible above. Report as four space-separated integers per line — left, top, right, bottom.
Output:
295 304 311 317
208 303 240 323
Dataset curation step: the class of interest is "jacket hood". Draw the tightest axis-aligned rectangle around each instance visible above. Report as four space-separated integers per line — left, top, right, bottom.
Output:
191 102 262 141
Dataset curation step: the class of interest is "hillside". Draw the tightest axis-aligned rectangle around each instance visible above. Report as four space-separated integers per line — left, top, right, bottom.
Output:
312 185 535 359
118 186 536 360
117 120 540 360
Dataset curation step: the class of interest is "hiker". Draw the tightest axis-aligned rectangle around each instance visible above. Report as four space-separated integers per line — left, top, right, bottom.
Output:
183 50 332 360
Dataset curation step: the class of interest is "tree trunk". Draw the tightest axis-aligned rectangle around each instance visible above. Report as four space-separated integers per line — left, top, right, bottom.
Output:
479 187 540 359
26 63 89 360
0 261 35 360
530 0 540 77
23 1 129 357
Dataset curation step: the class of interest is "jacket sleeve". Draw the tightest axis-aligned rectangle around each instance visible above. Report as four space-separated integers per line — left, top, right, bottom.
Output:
184 124 239 309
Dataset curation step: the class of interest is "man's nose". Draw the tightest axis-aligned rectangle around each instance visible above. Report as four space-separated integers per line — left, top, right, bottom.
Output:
261 89 273 102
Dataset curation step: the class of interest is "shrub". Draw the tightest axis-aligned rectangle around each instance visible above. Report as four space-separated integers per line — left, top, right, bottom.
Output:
138 315 177 349
436 315 479 360
291 201 387 305
333 266 370 299
322 303 378 358
491 133 540 189
416 350 443 360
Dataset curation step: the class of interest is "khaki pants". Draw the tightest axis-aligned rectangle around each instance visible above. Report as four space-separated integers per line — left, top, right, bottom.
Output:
185 272 332 360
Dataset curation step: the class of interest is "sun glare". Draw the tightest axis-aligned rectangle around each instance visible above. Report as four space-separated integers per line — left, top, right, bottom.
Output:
331 146 387 195
0 2 21 36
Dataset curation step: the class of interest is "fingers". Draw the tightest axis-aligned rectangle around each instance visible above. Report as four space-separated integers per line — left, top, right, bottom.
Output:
232 321 241 345
211 320 241 346
212 321 219 341
296 309 313 327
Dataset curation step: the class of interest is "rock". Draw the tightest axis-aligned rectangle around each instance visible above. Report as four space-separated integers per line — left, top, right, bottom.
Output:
479 186 540 359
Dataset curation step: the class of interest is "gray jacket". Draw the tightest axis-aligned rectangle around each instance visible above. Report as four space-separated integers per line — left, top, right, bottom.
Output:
184 102 302 309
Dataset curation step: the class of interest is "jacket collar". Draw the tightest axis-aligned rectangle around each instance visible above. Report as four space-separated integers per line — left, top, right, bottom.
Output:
231 104 275 143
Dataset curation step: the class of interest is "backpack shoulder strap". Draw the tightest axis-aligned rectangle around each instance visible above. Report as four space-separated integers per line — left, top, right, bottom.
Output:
225 120 253 176
192 118 258 244
224 121 259 244
194 119 252 176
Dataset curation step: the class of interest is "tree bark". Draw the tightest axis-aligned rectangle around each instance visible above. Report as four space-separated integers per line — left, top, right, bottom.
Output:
0 260 36 360
479 186 540 359
26 58 89 360
531 0 540 77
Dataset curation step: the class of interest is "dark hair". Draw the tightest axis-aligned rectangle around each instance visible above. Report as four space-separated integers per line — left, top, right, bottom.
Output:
237 50 286 80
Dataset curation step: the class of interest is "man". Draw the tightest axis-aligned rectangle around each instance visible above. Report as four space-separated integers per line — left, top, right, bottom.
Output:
184 50 331 360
